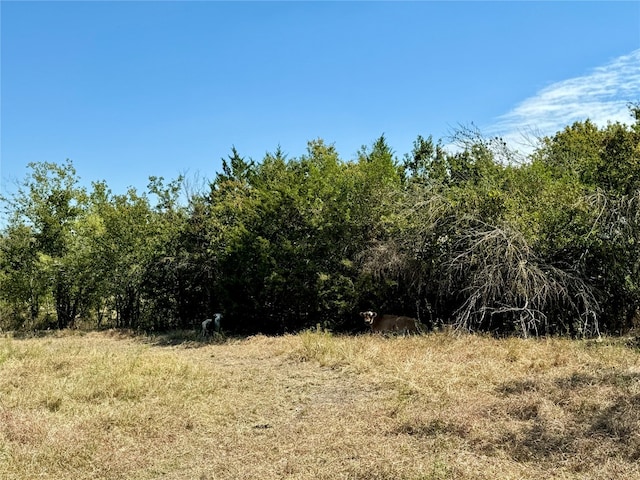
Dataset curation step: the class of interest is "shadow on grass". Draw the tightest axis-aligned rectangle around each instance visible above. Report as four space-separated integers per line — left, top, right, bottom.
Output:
492 370 640 464
6 328 88 340
3 327 237 349
142 330 232 348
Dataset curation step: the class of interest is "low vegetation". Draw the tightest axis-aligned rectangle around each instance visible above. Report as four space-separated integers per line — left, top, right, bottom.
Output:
2 330 639 479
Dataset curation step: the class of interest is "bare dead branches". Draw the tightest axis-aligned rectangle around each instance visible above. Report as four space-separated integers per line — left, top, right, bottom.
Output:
442 222 600 336
361 187 603 337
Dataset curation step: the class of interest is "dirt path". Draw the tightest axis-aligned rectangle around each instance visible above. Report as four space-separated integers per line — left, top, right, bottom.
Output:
165 336 396 480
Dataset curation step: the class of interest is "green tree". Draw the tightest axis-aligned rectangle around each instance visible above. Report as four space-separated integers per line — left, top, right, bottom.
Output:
0 224 49 327
141 176 193 330
534 107 640 331
87 182 157 329
403 134 448 185
1 160 93 328
190 138 407 334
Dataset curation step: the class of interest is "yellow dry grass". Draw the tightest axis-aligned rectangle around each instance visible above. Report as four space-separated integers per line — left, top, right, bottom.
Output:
1 329 639 479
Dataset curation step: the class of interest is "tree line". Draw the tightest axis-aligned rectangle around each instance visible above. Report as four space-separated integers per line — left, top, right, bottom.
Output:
1 108 639 337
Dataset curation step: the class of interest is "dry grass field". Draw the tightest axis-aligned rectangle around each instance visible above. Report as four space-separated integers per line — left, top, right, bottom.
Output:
1 329 640 480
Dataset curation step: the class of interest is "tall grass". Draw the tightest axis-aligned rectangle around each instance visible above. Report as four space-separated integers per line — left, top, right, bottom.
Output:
1 330 639 479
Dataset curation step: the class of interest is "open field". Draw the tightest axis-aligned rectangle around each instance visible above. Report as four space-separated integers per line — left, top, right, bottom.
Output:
1 330 640 479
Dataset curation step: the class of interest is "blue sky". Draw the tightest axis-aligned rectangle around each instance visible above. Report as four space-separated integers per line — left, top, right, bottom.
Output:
2 1 639 200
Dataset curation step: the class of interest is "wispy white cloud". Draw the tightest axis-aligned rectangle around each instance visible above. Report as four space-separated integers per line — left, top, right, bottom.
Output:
489 49 640 152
